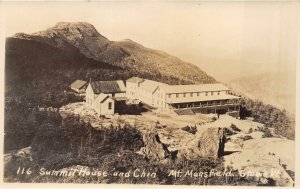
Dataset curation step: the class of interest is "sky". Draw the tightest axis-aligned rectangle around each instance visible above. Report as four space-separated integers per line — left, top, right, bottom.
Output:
0 1 298 81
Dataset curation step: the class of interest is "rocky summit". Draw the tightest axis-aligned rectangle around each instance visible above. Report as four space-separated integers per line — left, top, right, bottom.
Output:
12 22 215 84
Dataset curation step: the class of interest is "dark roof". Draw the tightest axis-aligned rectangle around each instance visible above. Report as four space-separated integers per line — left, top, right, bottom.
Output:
112 97 127 101
127 77 144 83
90 80 126 94
70 80 88 89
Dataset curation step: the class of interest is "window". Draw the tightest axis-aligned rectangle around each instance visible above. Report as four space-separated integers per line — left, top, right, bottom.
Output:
108 102 112 110
183 93 186 97
190 93 193 97
112 93 115 97
205 92 208 96
197 92 200 96
211 92 214 95
168 94 171 98
176 94 179 98
217 91 220 95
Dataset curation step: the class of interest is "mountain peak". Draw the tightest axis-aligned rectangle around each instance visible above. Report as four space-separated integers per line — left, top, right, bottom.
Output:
10 22 215 85
35 21 105 39
13 21 107 40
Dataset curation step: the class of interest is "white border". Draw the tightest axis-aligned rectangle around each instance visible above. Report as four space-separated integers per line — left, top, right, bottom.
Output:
0 1 299 189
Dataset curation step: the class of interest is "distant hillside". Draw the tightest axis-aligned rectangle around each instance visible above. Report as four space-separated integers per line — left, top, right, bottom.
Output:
13 22 215 85
6 22 217 108
229 71 296 114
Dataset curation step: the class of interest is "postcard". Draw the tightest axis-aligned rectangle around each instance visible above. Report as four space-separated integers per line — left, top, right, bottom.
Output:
0 0 298 188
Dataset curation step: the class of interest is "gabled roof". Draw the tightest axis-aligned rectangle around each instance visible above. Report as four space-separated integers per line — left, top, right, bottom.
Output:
95 93 110 103
126 77 144 84
160 83 230 94
70 80 88 89
90 80 126 94
139 79 167 93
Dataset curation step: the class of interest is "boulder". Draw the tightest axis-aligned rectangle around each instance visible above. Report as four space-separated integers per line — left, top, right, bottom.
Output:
138 131 171 162
178 127 226 160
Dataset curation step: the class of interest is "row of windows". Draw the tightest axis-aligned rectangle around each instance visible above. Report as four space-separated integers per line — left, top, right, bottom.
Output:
127 89 230 100
168 91 228 98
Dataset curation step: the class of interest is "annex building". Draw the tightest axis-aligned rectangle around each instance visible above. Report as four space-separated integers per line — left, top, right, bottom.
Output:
86 80 126 115
70 80 88 94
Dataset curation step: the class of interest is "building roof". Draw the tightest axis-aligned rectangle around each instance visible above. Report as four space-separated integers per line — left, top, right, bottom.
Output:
139 79 167 93
160 83 230 94
166 94 240 104
95 93 110 103
112 97 127 101
127 77 144 84
90 80 126 94
70 80 87 89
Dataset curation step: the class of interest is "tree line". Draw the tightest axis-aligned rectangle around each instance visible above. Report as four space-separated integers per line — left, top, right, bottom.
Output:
239 97 294 140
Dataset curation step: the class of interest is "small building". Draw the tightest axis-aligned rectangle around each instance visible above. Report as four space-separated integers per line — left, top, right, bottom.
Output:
70 80 88 94
93 93 115 115
86 80 126 115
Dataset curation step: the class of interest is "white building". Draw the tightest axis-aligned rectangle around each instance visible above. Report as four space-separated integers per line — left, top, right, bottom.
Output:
126 77 167 106
126 77 240 115
86 80 126 115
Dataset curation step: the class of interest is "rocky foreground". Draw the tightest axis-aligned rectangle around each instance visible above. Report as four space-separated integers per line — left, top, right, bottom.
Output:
59 102 295 186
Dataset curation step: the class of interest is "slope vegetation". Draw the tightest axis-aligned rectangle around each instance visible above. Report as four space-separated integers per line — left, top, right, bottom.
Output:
14 22 215 84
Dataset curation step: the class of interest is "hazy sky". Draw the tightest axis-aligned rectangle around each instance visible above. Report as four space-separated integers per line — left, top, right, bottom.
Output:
0 1 298 80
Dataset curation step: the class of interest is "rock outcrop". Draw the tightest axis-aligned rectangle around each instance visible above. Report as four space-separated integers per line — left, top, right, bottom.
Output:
178 127 226 160
138 131 172 162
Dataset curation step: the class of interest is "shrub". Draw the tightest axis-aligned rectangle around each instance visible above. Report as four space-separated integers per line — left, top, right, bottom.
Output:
230 124 241 132
248 128 253 134
182 125 197 134
239 98 294 140
238 135 253 141
262 128 273 138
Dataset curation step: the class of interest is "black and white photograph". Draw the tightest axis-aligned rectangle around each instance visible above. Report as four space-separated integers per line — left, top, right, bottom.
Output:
0 0 298 187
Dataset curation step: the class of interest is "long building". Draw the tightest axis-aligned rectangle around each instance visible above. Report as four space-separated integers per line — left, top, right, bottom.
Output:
126 77 240 115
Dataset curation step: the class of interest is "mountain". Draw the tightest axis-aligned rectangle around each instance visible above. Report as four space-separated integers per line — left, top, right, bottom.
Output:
6 22 215 108
228 71 296 114
13 22 215 84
